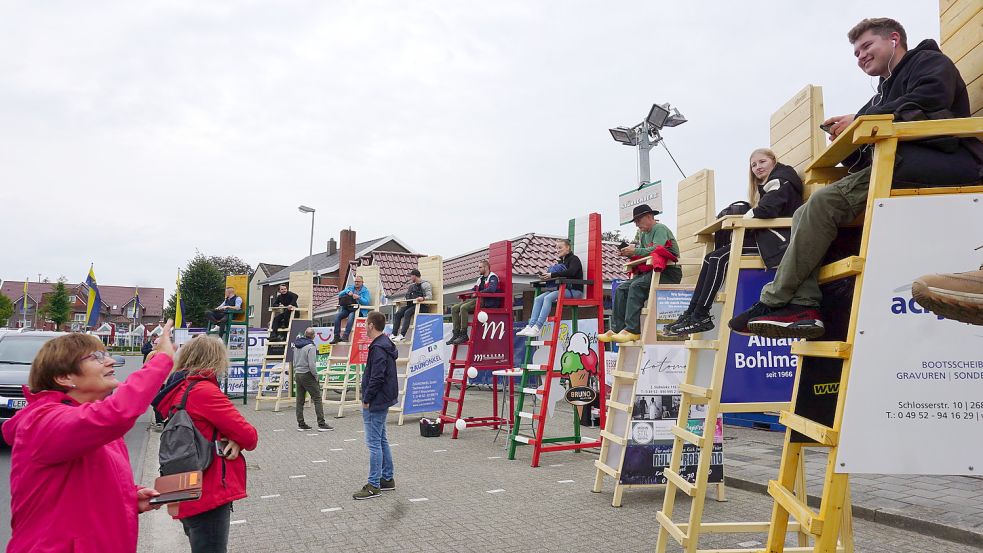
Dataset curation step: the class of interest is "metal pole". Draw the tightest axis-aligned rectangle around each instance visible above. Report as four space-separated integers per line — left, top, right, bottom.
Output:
308 211 315 274
637 121 653 187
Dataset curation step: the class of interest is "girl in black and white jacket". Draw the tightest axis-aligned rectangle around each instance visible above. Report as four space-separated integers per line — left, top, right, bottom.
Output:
665 148 803 336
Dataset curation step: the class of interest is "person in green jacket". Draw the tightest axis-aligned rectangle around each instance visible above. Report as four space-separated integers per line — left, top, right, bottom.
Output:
599 204 681 344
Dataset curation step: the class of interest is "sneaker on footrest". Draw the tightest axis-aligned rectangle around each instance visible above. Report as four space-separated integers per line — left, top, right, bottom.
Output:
912 265 983 326
728 301 777 334
666 313 714 336
746 305 825 339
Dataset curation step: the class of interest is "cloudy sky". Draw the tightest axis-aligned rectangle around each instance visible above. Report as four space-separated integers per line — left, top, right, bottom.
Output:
0 1 938 295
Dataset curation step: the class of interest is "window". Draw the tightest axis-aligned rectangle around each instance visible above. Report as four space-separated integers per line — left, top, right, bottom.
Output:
126 303 141 319
73 313 86 322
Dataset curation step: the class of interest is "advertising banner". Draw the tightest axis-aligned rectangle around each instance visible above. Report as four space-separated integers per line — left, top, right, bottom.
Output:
619 344 724 485
721 269 799 404
404 314 446 414
619 181 663 225
469 311 512 368
531 318 600 419
836 194 983 475
349 318 369 365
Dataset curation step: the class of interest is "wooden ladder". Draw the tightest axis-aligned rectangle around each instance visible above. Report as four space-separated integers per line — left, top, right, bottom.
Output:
253 306 306 412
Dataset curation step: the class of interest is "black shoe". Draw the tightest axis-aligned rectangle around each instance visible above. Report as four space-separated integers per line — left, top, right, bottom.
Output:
297 423 312 431
729 301 778 334
379 478 396 491
317 423 334 432
663 312 693 334
454 332 470 345
746 305 825 339
446 331 460 345
330 336 341 345
670 312 715 335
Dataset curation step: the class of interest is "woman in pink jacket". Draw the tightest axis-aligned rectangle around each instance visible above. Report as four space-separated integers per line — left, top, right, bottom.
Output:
2 320 176 553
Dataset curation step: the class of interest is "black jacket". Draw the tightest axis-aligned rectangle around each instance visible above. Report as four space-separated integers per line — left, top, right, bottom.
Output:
845 39 983 187
274 291 298 308
751 163 804 269
361 334 399 411
548 252 585 293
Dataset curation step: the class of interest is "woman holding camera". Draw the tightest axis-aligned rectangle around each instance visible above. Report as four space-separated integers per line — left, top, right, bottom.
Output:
3 321 176 553
153 335 258 553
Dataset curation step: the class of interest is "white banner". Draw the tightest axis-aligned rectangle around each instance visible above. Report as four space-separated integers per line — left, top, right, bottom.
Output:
837 194 983 475
619 181 663 225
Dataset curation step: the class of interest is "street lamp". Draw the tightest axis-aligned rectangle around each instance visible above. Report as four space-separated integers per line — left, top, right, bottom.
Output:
610 102 688 186
298 205 315 274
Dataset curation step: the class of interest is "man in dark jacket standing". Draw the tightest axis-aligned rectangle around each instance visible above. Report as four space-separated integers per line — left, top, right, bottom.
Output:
731 17 983 340
353 311 399 500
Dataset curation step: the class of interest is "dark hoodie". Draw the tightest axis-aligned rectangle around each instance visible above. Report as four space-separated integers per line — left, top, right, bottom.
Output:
752 163 804 269
361 333 399 411
845 39 983 187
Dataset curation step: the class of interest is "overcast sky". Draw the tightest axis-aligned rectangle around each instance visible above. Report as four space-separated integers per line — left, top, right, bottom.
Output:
0 1 939 295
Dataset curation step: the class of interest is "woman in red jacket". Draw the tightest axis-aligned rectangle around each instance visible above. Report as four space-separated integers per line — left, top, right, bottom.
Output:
153 335 258 553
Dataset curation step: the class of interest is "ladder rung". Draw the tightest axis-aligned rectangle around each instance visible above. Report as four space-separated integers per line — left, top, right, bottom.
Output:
446 378 466 384
327 356 349 361
779 411 838 446
768 481 824 535
641 308 649 315
714 292 726 303
525 364 545 371
663 468 695 496
449 359 468 366
521 387 541 395
678 383 711 399
791 340 852 359
599 430 626 445
610 370 637 380
655 511 688 546
606 400 631 413
513 434 533 444
593 460 620 478
684 339 718 350
818 255 864 284
266 341 288 346
265 355 285 360
442 396 461 403
517 411 536 419
529 340 554 347
671 424 704 446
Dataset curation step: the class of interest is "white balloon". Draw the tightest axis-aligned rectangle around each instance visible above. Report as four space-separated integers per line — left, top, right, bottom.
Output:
455 419 467 432
467 366 478 379
477 311 488 323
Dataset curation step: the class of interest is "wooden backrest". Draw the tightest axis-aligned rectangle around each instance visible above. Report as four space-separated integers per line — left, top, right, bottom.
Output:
355 265 382 309
487 240 513 307
941 0 983 115
225 275 249 323
675 169 716 285
770 84 827 198
288 271 314 314
568 213 603 301
417 255 444 313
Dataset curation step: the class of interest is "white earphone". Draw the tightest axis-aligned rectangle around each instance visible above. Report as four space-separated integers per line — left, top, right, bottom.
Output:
891 39 896 48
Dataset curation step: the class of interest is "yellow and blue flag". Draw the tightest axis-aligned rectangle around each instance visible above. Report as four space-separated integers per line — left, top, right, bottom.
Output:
133 287 141 319
85 265 101 327
22 280 28 317
175 270 183 328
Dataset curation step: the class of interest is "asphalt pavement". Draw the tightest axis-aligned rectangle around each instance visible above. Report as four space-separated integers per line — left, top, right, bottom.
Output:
0 355 152 549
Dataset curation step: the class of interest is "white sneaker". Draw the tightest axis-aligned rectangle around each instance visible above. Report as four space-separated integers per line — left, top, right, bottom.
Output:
211 325 221 332
391 335 403 343
527 325 541 337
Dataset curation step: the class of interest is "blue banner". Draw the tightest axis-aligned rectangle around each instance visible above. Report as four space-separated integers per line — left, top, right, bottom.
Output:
720 269 800 404
404 314 446 414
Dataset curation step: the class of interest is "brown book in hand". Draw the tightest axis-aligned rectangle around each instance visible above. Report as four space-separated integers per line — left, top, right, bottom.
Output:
149 471 203 505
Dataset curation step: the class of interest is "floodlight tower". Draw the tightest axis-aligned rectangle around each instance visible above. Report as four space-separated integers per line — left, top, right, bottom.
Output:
609 103 687 188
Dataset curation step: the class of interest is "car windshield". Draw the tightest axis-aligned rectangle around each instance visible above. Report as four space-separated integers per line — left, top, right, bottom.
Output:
0 336 51 365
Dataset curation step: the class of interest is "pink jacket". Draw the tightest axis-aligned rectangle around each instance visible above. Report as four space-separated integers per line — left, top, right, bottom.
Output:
2 354 174 553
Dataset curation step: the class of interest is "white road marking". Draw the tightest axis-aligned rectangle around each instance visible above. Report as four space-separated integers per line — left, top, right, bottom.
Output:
321 507 343 513
273 429 285 432
260 494 280 499
330 448 344 452
230 520 247 525
487 456 502 459
344 438 357 442
312 460 327 463
408 497 429 503
486 489 505 494
433 449 447 453
549 464 564 467
289 475 307 479
557 480 575 484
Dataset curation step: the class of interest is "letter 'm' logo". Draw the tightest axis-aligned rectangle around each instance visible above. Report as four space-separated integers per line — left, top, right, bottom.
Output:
481 320 505 340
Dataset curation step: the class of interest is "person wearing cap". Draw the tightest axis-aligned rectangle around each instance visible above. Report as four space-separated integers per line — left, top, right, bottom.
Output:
391 269 433 343
599 204 681 344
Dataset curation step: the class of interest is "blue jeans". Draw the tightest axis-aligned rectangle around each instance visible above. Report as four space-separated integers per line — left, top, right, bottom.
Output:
529 289 582 327
334 306 357 339
362 408 394 487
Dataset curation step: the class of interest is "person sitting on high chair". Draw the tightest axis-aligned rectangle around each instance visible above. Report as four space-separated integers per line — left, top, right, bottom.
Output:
332 275 370 344
517 239 584 337
730 17 983 340
391 269 433 343
447 260 500 345
664 148 803 336
599 204 681 344
270 283 298 340
205 287 242 337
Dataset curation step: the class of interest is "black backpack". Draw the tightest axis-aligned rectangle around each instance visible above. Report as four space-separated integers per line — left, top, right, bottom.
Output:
713 201 753 251
158 381 214 476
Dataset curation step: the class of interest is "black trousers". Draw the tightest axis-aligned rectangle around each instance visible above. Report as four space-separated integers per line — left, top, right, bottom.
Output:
181 502 232 553
392 303 417 336
689 245 759 314
271 310 291 333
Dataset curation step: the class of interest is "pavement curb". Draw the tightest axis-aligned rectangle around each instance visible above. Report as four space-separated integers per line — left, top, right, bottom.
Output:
724 476 983 549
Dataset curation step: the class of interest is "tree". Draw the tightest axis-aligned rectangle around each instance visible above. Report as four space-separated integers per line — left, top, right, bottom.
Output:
162 254 225 327
38 278 73 330
601 230 626 242
0 294 13 327
208 255 253 278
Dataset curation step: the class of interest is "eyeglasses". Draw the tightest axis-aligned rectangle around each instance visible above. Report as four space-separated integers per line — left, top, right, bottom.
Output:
80 351 113 364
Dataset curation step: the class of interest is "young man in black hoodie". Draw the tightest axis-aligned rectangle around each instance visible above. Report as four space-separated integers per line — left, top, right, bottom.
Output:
353 311 399 500
731 17 983 340
270 284 299 340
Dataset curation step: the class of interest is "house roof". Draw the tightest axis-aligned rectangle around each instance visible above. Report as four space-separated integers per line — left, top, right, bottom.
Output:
0 281 165 318
312 284 338 309
443 234 629 287
355 251 425 298
255 263 287 279
261 235 415 284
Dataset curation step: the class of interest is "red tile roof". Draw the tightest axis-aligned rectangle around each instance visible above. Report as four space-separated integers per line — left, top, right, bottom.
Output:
312 284 338 309
368 251 425 297
0 281 165 317
443 234 628 287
